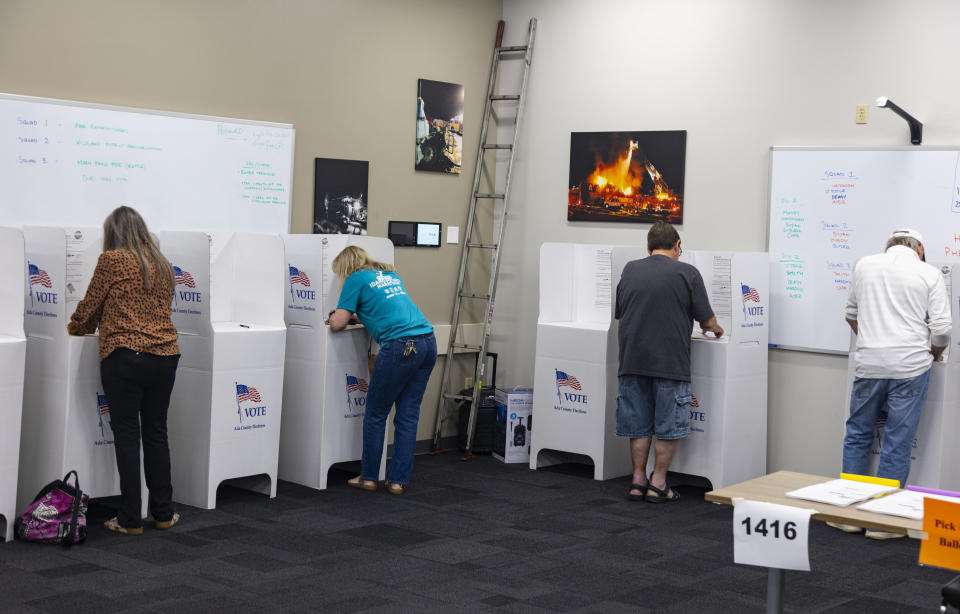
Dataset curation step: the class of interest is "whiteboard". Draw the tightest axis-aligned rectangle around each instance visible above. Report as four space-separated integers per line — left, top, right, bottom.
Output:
767 146 960 354
1 93 294 233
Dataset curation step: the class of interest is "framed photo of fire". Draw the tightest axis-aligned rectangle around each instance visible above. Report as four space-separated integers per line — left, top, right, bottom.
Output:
568 130 686 224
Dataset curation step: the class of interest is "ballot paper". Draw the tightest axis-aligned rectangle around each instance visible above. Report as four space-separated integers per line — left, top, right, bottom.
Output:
857 489 960 520
785 479 899 507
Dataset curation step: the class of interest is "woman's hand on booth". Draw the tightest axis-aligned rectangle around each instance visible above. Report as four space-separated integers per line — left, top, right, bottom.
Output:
326 308 356 331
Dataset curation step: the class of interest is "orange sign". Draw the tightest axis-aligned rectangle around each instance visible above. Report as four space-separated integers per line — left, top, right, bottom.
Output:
919 498 960 571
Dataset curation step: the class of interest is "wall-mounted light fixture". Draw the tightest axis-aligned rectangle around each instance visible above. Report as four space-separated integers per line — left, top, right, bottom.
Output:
875 97 923 145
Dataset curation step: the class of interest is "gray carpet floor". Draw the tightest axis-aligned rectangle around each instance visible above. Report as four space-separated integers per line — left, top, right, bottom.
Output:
1 453 955 613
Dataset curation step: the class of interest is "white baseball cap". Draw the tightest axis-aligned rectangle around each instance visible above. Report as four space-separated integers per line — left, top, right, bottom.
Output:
890 228 924 245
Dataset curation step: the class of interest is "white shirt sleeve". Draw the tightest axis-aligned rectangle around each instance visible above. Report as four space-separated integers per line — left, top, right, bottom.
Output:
845 263 859 321
927 274 952 346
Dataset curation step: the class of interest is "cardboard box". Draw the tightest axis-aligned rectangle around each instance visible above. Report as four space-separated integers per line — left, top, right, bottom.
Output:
494 387 533 463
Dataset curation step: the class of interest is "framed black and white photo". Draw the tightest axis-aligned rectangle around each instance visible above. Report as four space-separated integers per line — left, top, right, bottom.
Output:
313 157 368 235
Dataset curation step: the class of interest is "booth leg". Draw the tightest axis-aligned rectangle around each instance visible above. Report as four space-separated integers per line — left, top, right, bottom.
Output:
245 474 274 498
592 454 603 481
318 463 330 491
205 486 218 510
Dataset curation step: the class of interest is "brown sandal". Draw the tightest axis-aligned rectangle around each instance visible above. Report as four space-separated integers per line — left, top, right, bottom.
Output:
155 512 181 530
347 475 378 491
384 481 405 495
104 517 143 535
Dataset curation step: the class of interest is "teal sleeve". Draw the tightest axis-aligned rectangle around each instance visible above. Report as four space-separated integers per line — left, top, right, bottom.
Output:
336 274 363 312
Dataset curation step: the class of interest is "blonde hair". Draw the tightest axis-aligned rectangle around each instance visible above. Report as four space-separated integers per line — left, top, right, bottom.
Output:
331 245 395 281
102 206 174 290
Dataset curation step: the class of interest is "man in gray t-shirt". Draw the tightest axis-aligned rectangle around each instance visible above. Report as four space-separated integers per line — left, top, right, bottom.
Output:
614 221 723 503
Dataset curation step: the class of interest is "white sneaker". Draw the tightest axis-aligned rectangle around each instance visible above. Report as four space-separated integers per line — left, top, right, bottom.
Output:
826 521 863 533
864 530 905 540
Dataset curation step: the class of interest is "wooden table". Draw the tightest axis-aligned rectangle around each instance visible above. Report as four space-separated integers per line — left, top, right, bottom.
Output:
705 470 923 613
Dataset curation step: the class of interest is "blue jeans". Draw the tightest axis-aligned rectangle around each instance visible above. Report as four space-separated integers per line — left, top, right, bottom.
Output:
842 370 930 486
361 333 437 485
615 375 691 439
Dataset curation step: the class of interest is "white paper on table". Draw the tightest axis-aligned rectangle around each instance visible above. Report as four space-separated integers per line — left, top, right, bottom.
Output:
734 500 814 571
857 489 960 520
785 479 899 507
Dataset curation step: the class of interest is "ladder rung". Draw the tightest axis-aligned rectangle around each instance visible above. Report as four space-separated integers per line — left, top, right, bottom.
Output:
490 95 521 101
474 193 505 199
442 393 473 402
451 343 482 352
481 144 514 150
466 243 498 249
497 45 528 52
459 292 491 300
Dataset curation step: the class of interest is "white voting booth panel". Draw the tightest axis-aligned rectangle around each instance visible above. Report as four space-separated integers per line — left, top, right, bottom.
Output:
278 234 392 490
842 263 960 491
531 243 769 488
17 227 131 517
531 243 630 480
671 251 768 489
159 231 286 509
0 228 26 542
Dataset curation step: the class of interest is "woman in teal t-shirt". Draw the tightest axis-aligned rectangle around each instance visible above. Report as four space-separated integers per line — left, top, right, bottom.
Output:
328 246 437 494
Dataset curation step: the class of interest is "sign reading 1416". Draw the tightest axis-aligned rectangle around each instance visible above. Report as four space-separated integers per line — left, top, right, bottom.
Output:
740 517 798 540
733 500 814 571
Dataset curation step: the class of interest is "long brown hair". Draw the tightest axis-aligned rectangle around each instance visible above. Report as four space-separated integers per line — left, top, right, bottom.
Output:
331 245 395 282
102 206 174 290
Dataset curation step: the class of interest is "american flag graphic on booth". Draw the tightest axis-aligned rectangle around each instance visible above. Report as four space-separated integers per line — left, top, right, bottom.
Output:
741 284 760 303
28 263 52 288
556 370 582 391
173 265 196 288
97 392 111 437
236 384 261 403
346 375 368 392
289 266 311 287
691 394 700 408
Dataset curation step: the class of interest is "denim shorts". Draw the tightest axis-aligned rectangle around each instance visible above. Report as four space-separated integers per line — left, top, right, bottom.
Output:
616 375 691 439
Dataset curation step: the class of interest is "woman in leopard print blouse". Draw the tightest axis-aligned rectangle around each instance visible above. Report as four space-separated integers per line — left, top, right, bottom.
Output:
68 206 181 535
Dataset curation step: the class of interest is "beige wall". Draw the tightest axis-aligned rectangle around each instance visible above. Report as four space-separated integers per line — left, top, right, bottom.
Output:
498 0 960 476
0 0 502 441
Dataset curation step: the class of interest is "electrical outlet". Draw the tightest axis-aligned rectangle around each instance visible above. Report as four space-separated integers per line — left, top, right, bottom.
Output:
464 376 473 389
856 104 869 124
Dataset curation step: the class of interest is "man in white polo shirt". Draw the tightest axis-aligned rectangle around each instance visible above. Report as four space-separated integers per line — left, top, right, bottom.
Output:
835 228 951 537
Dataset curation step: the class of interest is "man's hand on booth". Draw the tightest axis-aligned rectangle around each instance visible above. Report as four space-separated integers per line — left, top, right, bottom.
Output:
932 344 947 362
699 316 724 339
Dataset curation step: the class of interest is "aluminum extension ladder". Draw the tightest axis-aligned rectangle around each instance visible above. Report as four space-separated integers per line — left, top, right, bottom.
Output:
430 18 537 458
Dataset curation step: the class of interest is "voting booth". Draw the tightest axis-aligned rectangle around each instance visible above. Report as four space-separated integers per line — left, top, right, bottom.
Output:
158 231 286 509
530 243 630 480
842 262 960 492
0 228 26 542
531 243 769 488
278 234 392 490
17 227 127 515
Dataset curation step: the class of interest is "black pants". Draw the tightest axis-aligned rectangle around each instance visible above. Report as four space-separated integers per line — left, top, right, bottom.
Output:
100 348 180 528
